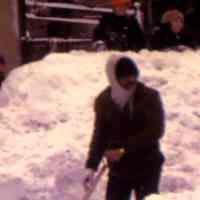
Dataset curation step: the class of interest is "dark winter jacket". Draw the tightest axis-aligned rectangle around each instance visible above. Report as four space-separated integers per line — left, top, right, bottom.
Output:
151 23 194 50
185 8 200 46
86 82 165 180
93 12 146 51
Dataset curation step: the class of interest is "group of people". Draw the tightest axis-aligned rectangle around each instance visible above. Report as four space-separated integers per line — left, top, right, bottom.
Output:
83 2 195 199
91 0 195 51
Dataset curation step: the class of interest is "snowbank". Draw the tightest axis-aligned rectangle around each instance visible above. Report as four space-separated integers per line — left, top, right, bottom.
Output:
0 50 199 200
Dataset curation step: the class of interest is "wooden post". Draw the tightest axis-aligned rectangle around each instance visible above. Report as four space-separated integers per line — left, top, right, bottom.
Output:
0 0 23 70
147 0 153 33
17 0 26 37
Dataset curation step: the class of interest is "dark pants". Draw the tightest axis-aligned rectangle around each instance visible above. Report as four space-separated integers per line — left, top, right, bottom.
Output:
106 168 161 200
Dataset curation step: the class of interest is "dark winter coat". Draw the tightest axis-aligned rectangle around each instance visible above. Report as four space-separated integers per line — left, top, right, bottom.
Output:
86 82 165 180
93 12 146 51
185 8 200 47
150 23 194 50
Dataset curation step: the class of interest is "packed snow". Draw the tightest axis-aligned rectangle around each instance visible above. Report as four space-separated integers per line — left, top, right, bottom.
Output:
0 50 199 200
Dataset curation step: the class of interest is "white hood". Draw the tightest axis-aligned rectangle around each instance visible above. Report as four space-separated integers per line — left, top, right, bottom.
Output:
106 54 135 109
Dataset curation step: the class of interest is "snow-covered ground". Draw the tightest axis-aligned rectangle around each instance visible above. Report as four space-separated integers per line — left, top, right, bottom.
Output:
0 50 199 200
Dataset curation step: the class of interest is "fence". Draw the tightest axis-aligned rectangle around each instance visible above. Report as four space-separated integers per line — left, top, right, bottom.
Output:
22 0 112 63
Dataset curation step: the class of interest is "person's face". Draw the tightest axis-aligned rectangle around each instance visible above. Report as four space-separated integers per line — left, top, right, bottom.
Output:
118 75 137 90
171 18 184 33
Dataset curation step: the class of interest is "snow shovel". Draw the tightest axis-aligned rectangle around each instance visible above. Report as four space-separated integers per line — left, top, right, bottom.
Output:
83 163 107 200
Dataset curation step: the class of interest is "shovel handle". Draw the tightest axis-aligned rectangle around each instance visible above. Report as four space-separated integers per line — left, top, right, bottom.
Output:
83 163 107 200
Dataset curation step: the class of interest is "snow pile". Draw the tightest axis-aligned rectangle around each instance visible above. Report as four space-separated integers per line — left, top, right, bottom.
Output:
0 50 199 200
146 188 200 200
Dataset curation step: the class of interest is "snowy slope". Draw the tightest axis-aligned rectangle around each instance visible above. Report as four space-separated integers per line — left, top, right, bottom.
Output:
0 50 199 200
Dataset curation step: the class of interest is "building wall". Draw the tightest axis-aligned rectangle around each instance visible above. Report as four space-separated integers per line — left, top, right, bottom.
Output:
0 0 22 70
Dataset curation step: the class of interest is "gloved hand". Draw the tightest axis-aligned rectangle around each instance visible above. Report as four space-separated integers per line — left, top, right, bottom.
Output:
83 169 96 191
104 148 125 162
176 45 189 52
91 40 107 51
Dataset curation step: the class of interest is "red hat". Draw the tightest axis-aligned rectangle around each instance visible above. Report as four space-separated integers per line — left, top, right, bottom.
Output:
111 0 132 8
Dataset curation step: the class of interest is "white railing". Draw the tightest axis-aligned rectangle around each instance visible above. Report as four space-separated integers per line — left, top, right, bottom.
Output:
21 37 92 43
26 13 99 25
26 0 112 13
